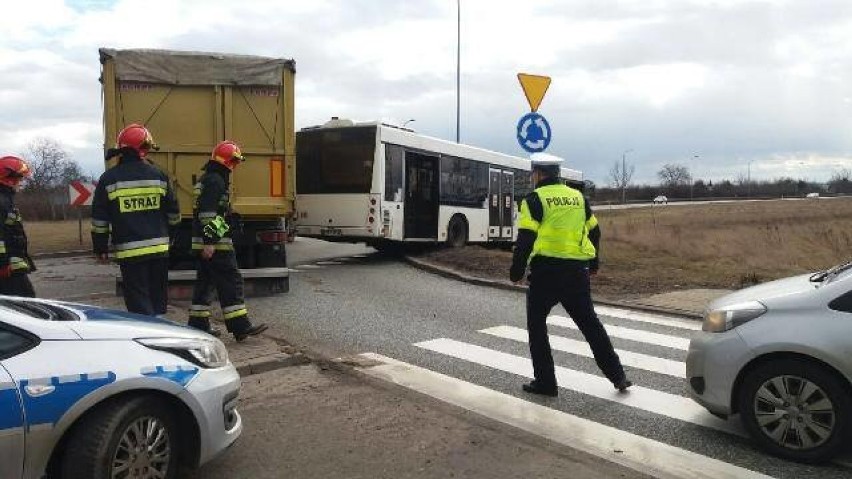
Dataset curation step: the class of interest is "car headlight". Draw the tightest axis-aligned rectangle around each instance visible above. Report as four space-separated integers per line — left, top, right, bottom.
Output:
136 337 229 368
702 301 767 332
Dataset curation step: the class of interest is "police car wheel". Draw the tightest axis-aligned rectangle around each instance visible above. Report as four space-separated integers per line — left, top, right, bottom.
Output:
60 395 181 479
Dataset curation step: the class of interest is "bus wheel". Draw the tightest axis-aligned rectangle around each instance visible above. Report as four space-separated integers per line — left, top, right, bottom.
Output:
446 215 468 248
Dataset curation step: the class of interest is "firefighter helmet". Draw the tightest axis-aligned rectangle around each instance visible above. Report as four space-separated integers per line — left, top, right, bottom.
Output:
117 123 158 156
0 156 32 188
211 140 245 170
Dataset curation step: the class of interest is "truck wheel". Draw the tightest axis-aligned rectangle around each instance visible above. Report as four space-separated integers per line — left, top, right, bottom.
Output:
60 396 182 479
446 215 468 248
738 358 851 463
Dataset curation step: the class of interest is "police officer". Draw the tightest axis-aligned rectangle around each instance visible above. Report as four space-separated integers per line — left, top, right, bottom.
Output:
0 155 36 297
92 124 181 316
187 140 267 341
510 153 632 396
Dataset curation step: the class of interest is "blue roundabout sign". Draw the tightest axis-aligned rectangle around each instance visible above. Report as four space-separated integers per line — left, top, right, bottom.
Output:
516 112 551 153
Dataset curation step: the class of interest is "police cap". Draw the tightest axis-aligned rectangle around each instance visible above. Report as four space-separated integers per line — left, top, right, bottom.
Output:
530 152 564 167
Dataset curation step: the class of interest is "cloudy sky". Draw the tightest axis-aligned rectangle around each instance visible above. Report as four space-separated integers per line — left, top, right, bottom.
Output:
2 0 851 185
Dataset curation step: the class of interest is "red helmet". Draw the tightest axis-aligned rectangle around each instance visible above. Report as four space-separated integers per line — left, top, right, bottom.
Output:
0 156 32 188
211 140 245 170
117 123 158 156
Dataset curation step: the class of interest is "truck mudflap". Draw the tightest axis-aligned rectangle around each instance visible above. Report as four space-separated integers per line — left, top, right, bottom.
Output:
116 268 290 301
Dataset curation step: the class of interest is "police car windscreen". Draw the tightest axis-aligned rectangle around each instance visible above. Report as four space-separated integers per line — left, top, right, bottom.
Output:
297 126 377 194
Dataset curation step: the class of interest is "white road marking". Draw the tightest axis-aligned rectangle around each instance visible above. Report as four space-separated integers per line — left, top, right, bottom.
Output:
595 305 702 331
359 353 773 479
481 325 686 378
414 338 739 435
297 264 322 269
316 261 342 266
548 315 691 351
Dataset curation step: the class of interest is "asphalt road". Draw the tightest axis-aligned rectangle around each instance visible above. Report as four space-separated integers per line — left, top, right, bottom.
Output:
245 248 852 479
27 238 852 478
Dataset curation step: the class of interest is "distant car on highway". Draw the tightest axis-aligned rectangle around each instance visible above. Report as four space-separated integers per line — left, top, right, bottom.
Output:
0 297 241 479
687 260 852 462
653 195 668 204
806 192 820 199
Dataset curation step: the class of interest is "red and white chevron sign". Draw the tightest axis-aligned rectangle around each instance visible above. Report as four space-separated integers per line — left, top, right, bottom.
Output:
69 181 96 206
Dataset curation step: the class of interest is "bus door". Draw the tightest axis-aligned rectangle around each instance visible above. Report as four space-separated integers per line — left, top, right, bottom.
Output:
404 152 439 239
489 169 515 240
501 171 514 239
488 169 500 238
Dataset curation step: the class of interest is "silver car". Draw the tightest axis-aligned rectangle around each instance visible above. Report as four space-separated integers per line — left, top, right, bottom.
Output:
687 260 852 463
0 296 242 479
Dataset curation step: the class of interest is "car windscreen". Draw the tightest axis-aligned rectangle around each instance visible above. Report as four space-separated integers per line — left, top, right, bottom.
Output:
296 126 377 194
0 300 78 321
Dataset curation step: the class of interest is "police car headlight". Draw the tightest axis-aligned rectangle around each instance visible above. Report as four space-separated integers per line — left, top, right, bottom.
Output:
702 301 767 332
137 337 229 368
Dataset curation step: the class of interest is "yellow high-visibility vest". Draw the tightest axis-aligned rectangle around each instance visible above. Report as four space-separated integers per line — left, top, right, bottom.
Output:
518 183 598 261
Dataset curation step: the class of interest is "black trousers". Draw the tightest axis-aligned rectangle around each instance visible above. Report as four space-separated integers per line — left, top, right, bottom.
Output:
119 257 169 316
0 274 35 297
189 252 250 333
527 266 626 386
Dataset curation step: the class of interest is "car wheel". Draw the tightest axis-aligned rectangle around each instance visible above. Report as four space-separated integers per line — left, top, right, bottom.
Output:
60 396 181 479
738 359 851 463
446 215 468 248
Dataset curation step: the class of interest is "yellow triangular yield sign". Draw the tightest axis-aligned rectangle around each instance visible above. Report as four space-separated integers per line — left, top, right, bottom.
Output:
517 73 551 112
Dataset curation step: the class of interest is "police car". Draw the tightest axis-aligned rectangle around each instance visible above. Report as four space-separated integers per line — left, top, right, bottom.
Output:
0 296 241 479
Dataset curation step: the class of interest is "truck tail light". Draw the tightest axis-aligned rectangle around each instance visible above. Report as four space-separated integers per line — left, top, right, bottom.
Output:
258 231 287 244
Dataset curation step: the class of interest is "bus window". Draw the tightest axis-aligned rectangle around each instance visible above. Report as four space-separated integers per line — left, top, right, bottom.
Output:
384 144 404 202
296 126 377 194
439 156 488 207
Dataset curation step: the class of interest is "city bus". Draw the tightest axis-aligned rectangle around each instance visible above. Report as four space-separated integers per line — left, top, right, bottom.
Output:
294 118 583 248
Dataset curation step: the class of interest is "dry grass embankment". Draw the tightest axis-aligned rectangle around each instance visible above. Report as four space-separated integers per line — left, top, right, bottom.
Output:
26 220 92 254
420 198 852 299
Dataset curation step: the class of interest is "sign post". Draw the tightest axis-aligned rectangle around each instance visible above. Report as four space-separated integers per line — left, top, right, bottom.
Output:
69 181 96 245
516 73 553 154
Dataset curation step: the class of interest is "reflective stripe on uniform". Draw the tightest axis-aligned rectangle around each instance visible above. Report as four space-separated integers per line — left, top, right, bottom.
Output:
9 257 29 271
0 241 5 254
189 305 211 318
91 219 110 234
223 306 248 320
191 236 233 251
197 212 217 225
114 237 170 251
112 237 170 260
105 179 167 193
107 186 167 201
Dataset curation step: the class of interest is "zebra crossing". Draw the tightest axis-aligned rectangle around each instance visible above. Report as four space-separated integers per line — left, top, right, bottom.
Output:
357 305 852 479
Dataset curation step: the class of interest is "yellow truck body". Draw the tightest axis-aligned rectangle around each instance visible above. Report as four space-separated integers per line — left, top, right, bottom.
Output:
99 48 295 271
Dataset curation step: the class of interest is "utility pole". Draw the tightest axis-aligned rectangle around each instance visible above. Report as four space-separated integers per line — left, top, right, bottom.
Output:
456 0 461 143
621 149 633 204
747 160 754 197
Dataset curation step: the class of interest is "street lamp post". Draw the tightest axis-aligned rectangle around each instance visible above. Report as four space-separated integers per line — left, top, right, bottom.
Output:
455 0 461 143
690 155 699 201
621 149 633 204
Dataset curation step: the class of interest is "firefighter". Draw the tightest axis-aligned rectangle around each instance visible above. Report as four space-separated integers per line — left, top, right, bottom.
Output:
187 140 267 341
510 153 632 396
0 155 36 297
92 124 181 316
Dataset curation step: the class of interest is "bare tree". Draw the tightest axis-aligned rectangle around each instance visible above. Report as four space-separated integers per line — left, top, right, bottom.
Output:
609 160 634 189
828 168 852 194
657 163 692 187
20 137 85 220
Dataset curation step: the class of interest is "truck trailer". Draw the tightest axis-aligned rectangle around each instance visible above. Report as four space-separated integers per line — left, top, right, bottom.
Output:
99 48 295 294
